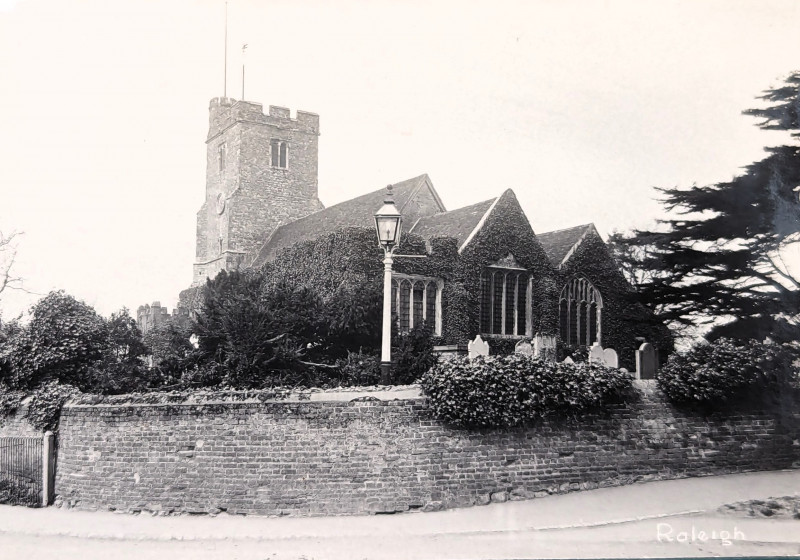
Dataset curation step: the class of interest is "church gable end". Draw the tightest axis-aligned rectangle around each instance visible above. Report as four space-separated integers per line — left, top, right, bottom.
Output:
557 228 673 369
452 189 556 342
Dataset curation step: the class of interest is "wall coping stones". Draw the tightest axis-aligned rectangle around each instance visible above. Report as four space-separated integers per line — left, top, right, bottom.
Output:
64 385 424 409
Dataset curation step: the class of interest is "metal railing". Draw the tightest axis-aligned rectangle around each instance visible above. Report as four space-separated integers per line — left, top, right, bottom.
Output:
0 433 54 507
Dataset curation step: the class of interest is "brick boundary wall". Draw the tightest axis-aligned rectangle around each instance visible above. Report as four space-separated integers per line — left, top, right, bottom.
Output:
53 382 800 516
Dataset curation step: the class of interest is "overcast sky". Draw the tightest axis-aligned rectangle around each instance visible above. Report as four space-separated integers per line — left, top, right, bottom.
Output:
0 0 799 319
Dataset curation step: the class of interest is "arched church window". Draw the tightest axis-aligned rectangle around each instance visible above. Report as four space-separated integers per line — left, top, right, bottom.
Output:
479 267 531 337
391 274 442 335
558 277 603 346
270 139 288 169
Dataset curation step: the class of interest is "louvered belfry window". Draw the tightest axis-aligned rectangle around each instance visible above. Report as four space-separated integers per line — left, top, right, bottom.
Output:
391 275 442 335
559 277 603 346
479 267 531 337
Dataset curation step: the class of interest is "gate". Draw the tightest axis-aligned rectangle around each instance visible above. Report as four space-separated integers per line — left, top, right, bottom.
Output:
0 436 46 507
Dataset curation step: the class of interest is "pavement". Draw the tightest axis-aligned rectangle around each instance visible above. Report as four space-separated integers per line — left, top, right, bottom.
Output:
1 469 799 559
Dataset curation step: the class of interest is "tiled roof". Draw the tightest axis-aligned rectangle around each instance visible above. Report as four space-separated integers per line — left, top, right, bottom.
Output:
250 174 442 267
409 198 496 247
536 224 594 266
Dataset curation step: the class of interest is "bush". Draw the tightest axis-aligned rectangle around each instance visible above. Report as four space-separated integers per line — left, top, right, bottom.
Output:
392 323 437 385
333 350 382 387
1 292 108 391
657 338 798 406
23 381 79 432
142 317 200 387
0 383 24 418
420 354 633 428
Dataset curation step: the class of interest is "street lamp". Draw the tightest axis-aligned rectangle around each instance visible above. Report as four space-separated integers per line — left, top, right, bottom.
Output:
374 185 402 384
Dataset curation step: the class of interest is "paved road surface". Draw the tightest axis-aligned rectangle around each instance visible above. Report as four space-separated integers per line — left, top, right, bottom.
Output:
1 470 799 559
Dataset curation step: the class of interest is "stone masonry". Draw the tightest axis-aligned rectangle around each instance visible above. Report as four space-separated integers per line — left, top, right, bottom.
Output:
192 98 323 285
54 382 799 516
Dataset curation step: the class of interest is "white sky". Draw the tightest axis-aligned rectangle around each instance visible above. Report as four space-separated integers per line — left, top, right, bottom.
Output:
0 0 799 319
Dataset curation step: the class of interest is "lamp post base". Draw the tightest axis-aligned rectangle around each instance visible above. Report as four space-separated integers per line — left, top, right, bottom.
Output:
380 362 392 385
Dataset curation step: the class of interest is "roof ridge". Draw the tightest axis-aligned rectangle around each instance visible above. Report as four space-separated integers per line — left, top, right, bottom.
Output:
538 223 594 237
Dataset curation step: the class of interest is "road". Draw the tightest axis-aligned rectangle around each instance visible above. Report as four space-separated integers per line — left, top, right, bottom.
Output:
1 470 799 559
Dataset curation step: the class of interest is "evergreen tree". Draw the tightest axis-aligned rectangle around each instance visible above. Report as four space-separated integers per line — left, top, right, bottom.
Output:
611 72 800 341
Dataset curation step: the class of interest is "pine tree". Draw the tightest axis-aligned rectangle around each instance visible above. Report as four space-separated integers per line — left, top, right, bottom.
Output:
611 72 800 342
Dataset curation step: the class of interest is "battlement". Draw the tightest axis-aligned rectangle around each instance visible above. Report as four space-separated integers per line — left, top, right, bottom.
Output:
136 301 189 335
207 97 319 142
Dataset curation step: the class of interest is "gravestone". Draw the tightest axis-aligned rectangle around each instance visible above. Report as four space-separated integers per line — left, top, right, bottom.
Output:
533 334 557 360
468 335 490 360
588 342 619 368
514 340 533 356
562 356 574 365
588 342 605 364
602 348 619 368
635 342 657 380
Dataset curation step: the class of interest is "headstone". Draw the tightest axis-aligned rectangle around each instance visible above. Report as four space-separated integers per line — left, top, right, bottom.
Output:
468 335 490 360
635 342 657 380
533 334 557 360
602 348 619 368
514 340 533 356
562 356 574 364
588 342 605 364
588 342 619 368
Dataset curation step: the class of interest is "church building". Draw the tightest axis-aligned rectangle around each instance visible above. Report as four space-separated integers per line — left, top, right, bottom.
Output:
176 96 670 369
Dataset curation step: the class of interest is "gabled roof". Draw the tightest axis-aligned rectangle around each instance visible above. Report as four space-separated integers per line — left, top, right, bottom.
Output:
536 223 596 267
409 198 496 247
250 174 444 267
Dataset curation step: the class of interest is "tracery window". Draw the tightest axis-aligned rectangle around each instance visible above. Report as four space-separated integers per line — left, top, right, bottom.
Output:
559 277 602 346
479 268 531 337
391 275 442 335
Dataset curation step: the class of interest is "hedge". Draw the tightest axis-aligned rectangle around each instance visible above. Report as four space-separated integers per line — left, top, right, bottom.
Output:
420 354 633 428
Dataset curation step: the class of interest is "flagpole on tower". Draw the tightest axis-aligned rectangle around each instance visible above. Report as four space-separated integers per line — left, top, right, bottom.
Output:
223 0 228 98
241 43 248 100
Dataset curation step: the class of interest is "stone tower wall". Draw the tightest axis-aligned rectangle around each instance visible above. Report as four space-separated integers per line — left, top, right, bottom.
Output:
193 98 322 285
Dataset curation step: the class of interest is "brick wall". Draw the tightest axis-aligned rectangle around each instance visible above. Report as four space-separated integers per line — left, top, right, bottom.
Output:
54 382 799 516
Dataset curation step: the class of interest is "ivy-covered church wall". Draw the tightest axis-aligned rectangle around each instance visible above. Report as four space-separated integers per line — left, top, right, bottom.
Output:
558 231 674 369
259 227 465 343
455 190 558 344
246 200 672 367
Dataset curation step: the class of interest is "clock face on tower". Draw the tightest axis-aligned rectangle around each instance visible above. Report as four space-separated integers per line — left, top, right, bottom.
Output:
216 193 226 215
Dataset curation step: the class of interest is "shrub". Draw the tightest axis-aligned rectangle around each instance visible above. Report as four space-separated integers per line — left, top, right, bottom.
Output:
2 291 108 391
0 383 24 418
657 338 798 406
142 317 200 387
420 354 632 428
333 350 382 387
392 323 437 385
23 381 79 432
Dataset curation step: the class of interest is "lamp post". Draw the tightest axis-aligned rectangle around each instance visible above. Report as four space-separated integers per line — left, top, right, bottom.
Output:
374 185 402 385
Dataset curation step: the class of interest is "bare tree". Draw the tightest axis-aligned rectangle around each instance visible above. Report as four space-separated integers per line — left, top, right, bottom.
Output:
0 230 23 298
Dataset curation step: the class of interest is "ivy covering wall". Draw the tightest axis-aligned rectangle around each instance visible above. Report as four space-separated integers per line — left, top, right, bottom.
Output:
558 232 674 369
246 192 672 369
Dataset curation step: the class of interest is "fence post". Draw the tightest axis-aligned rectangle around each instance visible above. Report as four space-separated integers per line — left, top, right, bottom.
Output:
42 431 54 507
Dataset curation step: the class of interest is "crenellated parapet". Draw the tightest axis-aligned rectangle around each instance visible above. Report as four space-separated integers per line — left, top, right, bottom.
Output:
207 97 319 142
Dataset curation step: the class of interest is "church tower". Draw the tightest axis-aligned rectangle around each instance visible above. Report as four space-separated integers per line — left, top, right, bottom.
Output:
192 97 323 285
